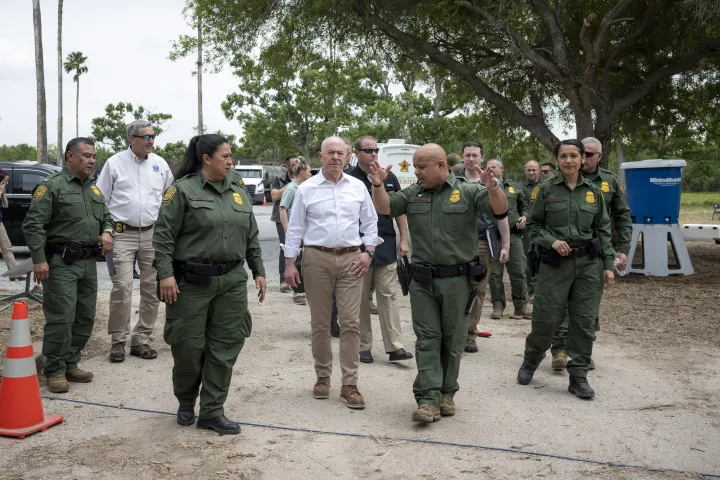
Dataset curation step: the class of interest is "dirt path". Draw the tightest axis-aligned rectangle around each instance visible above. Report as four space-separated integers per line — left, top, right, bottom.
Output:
1 244 719 479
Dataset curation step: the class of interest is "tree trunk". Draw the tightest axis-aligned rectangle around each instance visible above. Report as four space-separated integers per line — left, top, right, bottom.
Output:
615 139 626 185
33 0 48 164
433 76 442 120
75 78 79 137
57 0 63 165
197 15 204 135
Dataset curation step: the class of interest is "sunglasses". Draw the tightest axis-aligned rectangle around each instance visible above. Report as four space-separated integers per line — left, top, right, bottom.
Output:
132 134 156 141
585 152 599 158
540 170 553 175
358 148 380 154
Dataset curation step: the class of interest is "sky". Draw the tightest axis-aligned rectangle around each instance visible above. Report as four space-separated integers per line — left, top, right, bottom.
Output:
0 0 240 149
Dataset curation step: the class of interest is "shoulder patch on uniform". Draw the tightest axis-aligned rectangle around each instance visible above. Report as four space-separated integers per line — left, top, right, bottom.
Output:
233 192 244 205
508 186 515 194
33 185 48 200
620 183 625 193
162 186 177 203
585 191 596 204
449 189 461 203
601 181 610 193
530 186 540 202
237 177 244 186
91 185 102 196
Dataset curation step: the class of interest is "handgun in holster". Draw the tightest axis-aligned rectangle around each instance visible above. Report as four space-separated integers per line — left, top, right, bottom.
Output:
396 255 412 296
529 241 541 276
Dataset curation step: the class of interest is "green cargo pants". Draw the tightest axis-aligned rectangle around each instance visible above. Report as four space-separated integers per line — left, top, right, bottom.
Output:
551 311 600 354
523 254 603 377
522 229 535 296
164 263 252 419
42 254 98 377
489 234 528 310
409 275 472 405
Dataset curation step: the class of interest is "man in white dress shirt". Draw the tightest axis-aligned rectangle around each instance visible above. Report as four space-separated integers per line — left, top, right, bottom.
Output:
96 120 174 363
284 136 380 410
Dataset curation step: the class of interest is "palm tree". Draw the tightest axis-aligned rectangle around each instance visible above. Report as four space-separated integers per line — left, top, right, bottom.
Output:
64 51 88 137
196 14 204 135
33 0 48 164
57 0 63 164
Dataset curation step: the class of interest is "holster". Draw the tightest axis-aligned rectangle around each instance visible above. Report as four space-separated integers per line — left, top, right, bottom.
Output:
529 242 541 276
467 259 486 285
396 256 412 296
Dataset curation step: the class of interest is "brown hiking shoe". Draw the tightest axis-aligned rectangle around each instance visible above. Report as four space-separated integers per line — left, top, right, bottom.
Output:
589 357 596 370
280 282 292 293
47 375 69 393
551 352 568 370
412 404 440 423
66 368 94 383
340 385 365 409
490 307 503 319
313 377 331 399
439 395 456 416
511 306 532 319
109 342 126 363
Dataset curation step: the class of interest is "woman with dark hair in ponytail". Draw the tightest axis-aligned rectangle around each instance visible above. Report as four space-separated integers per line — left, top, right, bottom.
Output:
153 134 266 434
516 139 614 400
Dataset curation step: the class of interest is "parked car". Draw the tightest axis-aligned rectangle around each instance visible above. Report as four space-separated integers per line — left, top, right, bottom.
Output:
0 161 63 246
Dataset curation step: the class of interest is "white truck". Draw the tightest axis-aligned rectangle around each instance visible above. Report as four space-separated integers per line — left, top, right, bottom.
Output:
235 164 284 204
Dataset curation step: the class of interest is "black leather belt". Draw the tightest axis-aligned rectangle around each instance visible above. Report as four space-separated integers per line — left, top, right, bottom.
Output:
50 243 98 260
114 222 154 233
410 263 470 278
306 246 360 254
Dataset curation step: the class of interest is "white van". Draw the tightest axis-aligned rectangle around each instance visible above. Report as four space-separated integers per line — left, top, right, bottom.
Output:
350 139 420 188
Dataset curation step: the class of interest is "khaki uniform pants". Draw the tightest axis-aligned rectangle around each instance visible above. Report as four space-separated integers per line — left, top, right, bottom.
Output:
467 239 493 342
359 263 404 353
107 228 160 346
0 223 17 270
302 248 363 385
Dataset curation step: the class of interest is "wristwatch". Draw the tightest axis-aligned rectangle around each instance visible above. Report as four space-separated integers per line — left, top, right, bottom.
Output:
365 249 375 258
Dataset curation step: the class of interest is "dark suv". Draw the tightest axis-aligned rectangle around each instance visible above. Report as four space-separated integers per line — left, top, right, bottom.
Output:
0 161 62 246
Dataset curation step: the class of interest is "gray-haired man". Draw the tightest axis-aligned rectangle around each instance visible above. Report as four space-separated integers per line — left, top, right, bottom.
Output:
96 120 174 363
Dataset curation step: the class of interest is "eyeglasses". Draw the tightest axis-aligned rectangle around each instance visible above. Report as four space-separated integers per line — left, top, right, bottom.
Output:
132 134 156 141
540 170 553 175
585 152 599 158
358 148 380 154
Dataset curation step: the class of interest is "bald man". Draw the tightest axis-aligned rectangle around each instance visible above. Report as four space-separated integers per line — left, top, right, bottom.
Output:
520 160 540 298
370 144 508 424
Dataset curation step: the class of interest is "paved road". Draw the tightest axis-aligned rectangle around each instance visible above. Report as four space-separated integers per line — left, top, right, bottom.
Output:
0 205 282 295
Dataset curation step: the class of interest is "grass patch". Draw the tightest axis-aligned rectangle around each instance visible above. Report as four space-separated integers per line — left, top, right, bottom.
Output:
680 192 720 208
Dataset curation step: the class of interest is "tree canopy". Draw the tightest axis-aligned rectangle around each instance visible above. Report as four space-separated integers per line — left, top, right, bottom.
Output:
90 102 172 153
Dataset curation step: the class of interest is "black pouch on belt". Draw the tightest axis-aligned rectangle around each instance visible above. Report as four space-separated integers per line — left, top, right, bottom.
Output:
183 260 214 285
467 259 487 284
410 264 432 286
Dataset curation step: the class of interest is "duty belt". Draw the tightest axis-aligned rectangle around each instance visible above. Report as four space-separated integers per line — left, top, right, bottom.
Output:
539 239 600 265
49 242 99 260
172 259 244 277
410 263 471 278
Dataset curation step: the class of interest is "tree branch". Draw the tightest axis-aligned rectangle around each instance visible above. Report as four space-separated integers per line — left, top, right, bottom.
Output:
362 11 559 150
611 39 720 118
525 0 572 76
458 1 564 80
593 0 635 56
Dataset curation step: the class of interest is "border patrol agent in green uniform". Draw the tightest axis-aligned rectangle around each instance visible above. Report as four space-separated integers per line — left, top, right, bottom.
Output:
153 134 266 435
517 139 615 399
485 159 531 320
22 138 115 394
369 144 508 423
519 160 540 297
549 137 632 370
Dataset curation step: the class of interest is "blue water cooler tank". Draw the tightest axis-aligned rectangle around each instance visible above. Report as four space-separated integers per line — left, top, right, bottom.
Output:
622 159 686 224
620 159 693 276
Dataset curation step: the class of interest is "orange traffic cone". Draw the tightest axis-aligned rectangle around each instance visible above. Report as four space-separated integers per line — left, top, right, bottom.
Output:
262 195 267 206
0 302 63 438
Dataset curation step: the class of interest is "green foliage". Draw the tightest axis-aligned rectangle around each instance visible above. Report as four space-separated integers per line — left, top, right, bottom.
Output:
153 141 188 165
681 192 720 207
90 102 172 152
63 51 87 81
0 144 38 161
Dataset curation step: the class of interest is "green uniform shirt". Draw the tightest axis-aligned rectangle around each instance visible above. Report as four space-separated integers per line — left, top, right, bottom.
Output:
153 172 266 281
387 172 495 265
528 173 615 270
500 178 528 227
519 179 538 206
583 167 632 255
22 168 113 264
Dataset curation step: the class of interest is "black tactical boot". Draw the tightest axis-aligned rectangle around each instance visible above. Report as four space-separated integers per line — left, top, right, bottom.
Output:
197 415 240 435
516 362 536 385
177 406 196 426
568 375 595 399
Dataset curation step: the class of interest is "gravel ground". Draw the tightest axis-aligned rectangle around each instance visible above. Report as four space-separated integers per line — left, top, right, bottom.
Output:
0 205 718 479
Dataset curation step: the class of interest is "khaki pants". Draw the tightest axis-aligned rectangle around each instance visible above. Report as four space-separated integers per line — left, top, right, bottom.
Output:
107 228 160 346
359 263 404 353
467 239 493 342
302 247 363 385
0 222 17 270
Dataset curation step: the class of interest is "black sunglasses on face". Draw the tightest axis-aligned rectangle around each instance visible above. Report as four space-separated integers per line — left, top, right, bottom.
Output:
585 152 598 158
540 170 553 174
133 134 156 141
358 148 380 154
